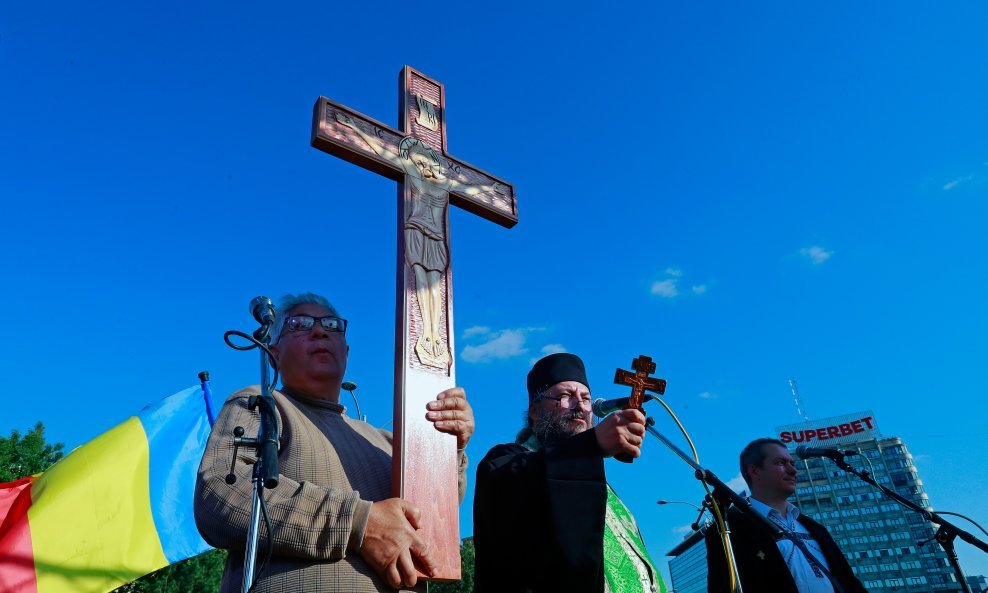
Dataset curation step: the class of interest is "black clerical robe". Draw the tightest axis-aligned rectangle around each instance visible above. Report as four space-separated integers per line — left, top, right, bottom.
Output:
473 429 607 593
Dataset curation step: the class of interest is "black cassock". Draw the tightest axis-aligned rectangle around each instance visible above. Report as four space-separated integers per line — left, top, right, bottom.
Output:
473 429 607 593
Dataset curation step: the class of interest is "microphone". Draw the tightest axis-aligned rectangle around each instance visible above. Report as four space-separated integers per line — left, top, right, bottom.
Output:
795 446 854 461
592 397 632 418
250 296 276 326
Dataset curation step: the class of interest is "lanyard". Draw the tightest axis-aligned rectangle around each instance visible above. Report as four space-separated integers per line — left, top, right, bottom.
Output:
769 515 846 593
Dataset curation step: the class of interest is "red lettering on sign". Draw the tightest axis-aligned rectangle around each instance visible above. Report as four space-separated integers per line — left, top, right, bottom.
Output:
780 415 877 448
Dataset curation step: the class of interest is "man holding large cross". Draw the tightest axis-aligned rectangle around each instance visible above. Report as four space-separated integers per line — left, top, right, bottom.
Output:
473 353 665 593
195 292 475 592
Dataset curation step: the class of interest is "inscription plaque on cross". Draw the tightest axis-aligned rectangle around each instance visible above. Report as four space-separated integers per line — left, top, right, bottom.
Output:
311 66 517 580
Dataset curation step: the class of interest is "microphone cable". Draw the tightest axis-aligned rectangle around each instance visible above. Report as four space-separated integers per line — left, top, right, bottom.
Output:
645 392 739 593
223 330 280 392
248 493 275 593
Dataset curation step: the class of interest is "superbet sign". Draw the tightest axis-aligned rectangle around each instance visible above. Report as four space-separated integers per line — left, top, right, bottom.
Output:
777 411 880 447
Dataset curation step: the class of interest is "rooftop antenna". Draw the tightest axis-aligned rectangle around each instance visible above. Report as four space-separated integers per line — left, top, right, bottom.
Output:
789 377 810 421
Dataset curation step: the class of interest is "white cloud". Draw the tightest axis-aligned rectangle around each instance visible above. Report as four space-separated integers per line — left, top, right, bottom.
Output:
698 391 718 399
943 175 974 191
540 343 567 355
672 523 695 535
462 326 490 338
652 267 710 299
800 245 833 265
725 472 747 494
651 279 679 298
461 329 529 363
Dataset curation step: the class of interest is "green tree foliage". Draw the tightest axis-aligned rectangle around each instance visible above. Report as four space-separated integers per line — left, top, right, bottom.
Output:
113 549 227 593
0 422 64 482
431 538 476 593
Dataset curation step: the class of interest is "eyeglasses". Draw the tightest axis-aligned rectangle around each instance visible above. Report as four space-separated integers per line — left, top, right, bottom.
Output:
282 315 348 335
537 394 592 410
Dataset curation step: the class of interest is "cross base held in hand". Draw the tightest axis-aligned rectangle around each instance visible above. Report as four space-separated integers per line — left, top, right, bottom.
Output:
827 455 987 593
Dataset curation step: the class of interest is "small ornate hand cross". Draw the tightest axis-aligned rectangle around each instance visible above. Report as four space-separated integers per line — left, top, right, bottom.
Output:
613 354 667 410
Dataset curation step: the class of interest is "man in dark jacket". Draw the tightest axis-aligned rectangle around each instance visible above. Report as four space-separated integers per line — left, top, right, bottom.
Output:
473 353 664 593
705 438 868 593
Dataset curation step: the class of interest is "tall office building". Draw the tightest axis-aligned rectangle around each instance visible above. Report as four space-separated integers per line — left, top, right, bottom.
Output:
778 411 961 592
666 411 964 592
667 528 708 593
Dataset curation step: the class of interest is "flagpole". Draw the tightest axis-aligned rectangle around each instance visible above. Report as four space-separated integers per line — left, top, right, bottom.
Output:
198 371 217 426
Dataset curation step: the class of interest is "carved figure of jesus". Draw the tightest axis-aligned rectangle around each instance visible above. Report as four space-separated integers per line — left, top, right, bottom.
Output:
335 112 500 366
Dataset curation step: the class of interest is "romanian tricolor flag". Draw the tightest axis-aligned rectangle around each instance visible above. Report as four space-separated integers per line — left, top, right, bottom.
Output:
0 384 219 593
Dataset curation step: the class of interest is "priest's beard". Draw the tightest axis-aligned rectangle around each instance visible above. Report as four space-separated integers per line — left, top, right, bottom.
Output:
530 407 593 446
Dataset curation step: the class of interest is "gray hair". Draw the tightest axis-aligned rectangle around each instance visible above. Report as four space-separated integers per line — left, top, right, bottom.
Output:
269 292 341 344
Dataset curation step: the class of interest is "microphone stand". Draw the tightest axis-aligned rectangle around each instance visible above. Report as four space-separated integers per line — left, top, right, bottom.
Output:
827 455 987 593
223 300 281 593
642 417 784 593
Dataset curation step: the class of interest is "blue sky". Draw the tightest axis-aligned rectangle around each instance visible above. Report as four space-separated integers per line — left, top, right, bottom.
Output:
2 0 987 585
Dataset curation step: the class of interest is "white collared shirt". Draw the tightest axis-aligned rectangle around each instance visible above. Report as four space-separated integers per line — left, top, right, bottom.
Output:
748 497 835 593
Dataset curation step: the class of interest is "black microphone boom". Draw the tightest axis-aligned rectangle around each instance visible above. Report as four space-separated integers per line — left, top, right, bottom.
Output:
250 296 276 326
795 445 853 461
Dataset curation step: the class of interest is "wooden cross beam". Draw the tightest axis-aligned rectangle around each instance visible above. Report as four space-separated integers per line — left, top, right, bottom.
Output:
311 66 517 580
613 355 667 410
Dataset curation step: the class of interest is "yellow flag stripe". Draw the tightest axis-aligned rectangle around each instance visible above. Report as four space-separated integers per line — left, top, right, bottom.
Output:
28 417 169 593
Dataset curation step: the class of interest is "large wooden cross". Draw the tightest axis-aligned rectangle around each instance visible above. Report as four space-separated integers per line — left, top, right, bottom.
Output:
311 66 517 580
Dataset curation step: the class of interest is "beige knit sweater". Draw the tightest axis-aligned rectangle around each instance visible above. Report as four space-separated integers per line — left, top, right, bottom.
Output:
194 386 467 592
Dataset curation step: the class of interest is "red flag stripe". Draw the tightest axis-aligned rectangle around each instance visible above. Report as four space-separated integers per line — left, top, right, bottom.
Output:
0 477 39 593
